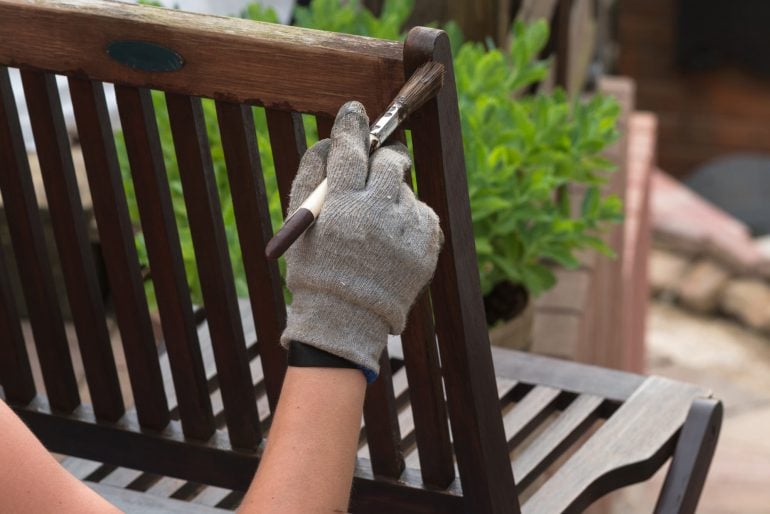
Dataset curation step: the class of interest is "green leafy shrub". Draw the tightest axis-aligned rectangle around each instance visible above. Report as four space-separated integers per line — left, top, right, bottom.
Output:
119 0 620 307
456 21 622 295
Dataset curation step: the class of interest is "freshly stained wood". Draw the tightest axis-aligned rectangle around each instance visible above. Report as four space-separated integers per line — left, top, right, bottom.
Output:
406 28 521 514
115 85 214 440
0 0 403 117
502 386 561 450
522 377 706 513
2 4 722 510
363 351 405 478
512 394 603 492
400 293 455 487
21 69 125 421
0 243 35 403
166 92 259 450
217 101 287 413
264 109 306 215
316 115 334 140
0 67 80 412
68 77 170 429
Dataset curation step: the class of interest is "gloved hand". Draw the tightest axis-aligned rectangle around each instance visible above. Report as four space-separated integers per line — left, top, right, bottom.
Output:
280 101 443 378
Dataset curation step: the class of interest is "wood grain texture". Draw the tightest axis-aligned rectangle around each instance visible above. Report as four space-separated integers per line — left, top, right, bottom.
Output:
655 398 723 514
216 101 287 413
405 27 520 514
502 386 561 450
21 69 124 421
512 394 603 492
88 482 226 514
115 85 214 440
264 109 306 215
15 397 464 512
68 77 170 430
400 293 455 487
0 242 35 403
363 351 405 478
0 67 80 412
165 93 259 450
0 0 403 116
522 377 706 513
491 346 644 403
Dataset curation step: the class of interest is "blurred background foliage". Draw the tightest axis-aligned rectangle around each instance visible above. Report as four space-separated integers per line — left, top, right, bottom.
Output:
123 0 621 308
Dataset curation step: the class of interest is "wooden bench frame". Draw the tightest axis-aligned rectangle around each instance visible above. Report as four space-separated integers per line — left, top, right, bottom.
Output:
0 1 721 512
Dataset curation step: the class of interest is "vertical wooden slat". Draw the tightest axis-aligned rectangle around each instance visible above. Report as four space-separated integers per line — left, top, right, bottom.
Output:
20 70 124 421
0 242 36 404
165 93 259 450
0 67 79 412
553 0 575 90
216 101 287 414
405 29 520 514
362 351 404 478
400 293 455 487
315 115 334 141
114 85 214 440
264 109 306 215
68 77 169 430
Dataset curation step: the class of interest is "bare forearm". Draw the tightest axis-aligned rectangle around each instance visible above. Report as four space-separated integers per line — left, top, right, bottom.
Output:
240 366 366 513
0 400 120 513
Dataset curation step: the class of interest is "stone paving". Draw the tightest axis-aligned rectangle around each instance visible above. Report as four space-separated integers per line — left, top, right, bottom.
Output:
610 301 770 513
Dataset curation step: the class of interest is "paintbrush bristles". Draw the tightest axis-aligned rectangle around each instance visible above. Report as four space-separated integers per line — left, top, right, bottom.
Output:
397 62 445 115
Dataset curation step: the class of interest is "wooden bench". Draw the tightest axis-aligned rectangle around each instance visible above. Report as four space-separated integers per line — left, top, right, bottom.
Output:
0 1 721 512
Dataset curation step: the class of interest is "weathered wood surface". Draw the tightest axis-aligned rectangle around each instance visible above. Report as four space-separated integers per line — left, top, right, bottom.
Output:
88 482 228 514
0 0 404 116
522 377 706 513
0 3 722 510
512 394 603 492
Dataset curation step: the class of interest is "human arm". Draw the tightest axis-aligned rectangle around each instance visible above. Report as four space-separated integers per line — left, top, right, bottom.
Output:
240 101 442 513
239 366 365 513
0 399 121 513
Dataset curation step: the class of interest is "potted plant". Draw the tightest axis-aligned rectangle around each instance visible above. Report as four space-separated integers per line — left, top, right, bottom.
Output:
452 21 623 348
118 1 622 352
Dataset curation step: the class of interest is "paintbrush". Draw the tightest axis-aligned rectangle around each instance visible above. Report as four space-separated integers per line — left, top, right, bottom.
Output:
265 61 445 260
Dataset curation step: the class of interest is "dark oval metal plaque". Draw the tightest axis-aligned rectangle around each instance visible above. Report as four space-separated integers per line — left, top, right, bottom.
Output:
107 40 184 72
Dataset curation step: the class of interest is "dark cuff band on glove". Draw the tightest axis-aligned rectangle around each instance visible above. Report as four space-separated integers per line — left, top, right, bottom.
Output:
287 341 378 384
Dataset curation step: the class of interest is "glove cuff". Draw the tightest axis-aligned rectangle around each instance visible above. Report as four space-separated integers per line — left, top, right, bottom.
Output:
281 291 389 375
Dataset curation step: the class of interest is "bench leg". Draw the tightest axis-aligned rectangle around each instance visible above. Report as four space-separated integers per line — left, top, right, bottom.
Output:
654 398 723 514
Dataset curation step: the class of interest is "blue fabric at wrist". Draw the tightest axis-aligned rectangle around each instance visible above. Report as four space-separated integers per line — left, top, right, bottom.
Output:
358 366 378 384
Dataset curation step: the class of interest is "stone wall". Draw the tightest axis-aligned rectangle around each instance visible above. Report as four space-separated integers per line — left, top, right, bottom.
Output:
650 169 770 333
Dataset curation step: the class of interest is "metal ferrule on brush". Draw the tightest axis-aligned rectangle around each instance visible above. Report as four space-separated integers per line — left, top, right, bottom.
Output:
368 101 406 153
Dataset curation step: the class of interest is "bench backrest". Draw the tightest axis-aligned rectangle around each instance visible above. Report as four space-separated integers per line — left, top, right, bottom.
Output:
0 1 518 511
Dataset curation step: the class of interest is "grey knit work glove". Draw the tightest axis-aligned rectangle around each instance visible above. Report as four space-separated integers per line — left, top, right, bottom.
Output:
280 101 443 378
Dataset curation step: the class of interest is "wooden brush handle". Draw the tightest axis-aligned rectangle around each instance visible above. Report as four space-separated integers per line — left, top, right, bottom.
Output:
265 179 328 259
265 62 443 260
265 134 377 260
